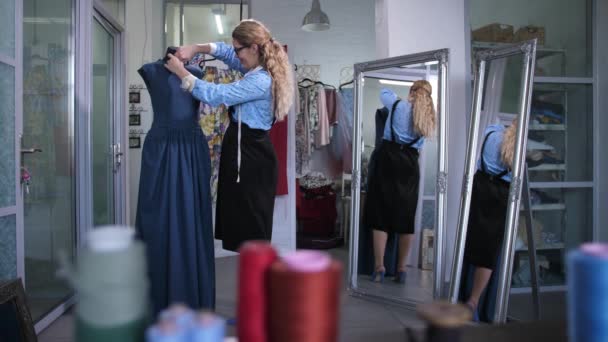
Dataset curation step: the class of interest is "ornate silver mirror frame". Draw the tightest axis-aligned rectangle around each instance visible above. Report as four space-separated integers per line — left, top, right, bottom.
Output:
347 49 449 309
448 40 538 322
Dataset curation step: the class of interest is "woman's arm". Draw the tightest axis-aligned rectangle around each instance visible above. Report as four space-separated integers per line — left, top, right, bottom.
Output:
175 42 247 74
188 72 270 107
208 42 247 74
380 88 399 108
165 53 266 106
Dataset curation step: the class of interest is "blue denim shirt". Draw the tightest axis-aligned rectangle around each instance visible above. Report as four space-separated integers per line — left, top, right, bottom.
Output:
477 124 512 183
380 88 424 150
190 42 274 130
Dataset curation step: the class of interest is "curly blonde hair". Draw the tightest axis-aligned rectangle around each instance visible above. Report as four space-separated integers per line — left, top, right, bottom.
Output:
232 19 294 121
501 119 518 168
407 80 436 137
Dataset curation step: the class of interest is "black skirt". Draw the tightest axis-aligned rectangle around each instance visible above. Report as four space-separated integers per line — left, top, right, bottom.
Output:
363 140 420 234
464 170 510 270
215 120 278 252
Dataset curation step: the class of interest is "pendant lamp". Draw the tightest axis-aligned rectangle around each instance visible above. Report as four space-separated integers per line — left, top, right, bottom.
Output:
301 0 330 32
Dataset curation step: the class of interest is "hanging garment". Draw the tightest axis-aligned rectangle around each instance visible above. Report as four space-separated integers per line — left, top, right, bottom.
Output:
325 89 337 125
307 86 320 147
196 66 242 204
269 116 288 195
296 88 311 176
215 114 278 252
136 60 215 315
329 89 354 173
314 86 331 148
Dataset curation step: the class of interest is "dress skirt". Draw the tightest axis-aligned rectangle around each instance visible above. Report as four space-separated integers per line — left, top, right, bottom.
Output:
136 125 215 315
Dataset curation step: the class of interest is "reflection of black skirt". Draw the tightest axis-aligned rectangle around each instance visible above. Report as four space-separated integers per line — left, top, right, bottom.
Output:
215 121 278 252
464 171 510 270
363 141 420 234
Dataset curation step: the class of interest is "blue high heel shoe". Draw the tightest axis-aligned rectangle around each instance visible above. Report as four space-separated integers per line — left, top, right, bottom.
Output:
466 303 480 322
371 269 385 283
394 271 407 284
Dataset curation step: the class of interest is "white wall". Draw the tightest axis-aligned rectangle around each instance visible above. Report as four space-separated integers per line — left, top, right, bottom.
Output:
377 0 470 281
251 0 375 88
125 0 167 228
251 0 375 180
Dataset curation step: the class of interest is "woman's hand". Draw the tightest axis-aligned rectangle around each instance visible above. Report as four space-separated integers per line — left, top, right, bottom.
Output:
175 44 208 62
164 54 190 79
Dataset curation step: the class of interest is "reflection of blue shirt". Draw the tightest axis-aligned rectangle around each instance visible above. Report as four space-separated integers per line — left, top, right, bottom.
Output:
477 124 512 182
190 42 273 130
380 88 424 149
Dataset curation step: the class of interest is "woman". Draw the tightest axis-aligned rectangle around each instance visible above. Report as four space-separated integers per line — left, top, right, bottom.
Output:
165 19 294 252
459 120 517 322
363 81 436 283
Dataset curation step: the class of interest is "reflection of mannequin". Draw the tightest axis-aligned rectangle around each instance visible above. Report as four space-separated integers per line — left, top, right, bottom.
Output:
136 60 215 315
363 81 436 283
459 121 516 322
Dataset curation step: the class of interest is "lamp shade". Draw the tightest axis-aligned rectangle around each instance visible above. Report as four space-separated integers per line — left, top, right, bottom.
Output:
301 0 330 31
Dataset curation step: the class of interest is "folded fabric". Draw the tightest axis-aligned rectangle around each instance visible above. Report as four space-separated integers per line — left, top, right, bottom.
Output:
528 138 555 151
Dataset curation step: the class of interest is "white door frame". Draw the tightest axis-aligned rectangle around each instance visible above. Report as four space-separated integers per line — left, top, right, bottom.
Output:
92 3 127 226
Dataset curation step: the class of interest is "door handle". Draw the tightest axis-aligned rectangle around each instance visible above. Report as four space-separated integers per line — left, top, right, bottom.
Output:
21 148 42 154
112 144 123 173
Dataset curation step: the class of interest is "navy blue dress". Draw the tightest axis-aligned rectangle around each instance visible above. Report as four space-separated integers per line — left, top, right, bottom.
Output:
136 60 215 315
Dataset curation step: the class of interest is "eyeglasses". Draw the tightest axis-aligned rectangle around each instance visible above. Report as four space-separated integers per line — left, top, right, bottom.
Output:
234 45 250 54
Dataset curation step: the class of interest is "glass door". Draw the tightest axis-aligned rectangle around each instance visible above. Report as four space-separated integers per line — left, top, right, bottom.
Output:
91 5 126 227
0 0 21 289
22 0 76 322
92 16 116 226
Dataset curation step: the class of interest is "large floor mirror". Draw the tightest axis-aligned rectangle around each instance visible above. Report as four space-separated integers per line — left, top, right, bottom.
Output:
347 50 449 308
449 40 538 323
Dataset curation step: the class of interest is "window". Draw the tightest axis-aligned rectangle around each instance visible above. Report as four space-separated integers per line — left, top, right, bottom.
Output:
165 0 249 48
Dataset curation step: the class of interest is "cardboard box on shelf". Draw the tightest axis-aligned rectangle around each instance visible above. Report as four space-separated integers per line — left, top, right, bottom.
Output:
514 25 546 46
472 23 514 43
420 228 434 270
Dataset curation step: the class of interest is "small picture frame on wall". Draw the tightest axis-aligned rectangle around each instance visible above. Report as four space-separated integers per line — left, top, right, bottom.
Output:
129 114 141 126
129 91 141 104
0 279 36 342
129 136 141 149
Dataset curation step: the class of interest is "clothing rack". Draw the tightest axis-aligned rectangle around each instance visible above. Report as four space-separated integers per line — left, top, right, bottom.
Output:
339 66 354 90
294 64 321 83
298 77 335 89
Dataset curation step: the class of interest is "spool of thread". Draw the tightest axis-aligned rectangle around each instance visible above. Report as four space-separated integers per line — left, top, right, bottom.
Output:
189 311 226 342
416 301 471 342
146 320 187 342
64 227 149 342
237 241 278 342
567 243 608 342
268 251 342 342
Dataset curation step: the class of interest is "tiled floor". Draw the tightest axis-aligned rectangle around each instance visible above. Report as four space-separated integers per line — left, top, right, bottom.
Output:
38 250 425 342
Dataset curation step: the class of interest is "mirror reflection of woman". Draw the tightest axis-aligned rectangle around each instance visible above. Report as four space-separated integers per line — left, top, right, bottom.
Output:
363 81 436 283
459 120 517 322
